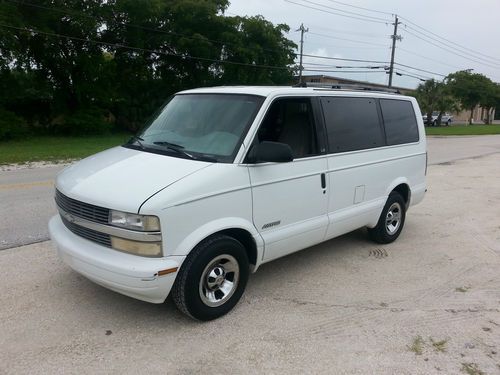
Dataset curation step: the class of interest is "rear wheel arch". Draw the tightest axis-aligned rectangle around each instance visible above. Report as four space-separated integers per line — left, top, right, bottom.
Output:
392 183 411 208
385 179 411 207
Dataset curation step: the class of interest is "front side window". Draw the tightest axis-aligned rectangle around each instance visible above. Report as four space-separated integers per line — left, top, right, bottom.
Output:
126 94 264 163
255 97 319 159
321 97 385 153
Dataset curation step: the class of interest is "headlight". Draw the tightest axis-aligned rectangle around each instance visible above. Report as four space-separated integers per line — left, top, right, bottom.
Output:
110 210 160 231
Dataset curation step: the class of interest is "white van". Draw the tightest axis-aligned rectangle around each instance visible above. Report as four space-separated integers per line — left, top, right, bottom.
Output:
49 85 427 320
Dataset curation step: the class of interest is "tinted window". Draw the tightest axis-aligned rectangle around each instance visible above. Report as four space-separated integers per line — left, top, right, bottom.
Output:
380 99 419 145
132 94 263 163
321 97 385 153
257 98 318 158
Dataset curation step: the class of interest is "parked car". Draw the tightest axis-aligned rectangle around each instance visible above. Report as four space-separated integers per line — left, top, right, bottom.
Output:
49 86 427 320
422 111 453 126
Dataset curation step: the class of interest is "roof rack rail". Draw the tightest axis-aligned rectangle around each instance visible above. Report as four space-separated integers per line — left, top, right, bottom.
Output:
293 82 400 94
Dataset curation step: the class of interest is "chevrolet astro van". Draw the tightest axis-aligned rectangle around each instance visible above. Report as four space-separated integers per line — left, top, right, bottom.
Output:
49 85 427 320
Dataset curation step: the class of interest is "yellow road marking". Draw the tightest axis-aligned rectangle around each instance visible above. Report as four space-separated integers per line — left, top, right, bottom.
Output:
0 180 54 190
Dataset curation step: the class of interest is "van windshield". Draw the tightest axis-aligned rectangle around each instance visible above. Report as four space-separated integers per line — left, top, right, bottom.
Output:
126 94 264 163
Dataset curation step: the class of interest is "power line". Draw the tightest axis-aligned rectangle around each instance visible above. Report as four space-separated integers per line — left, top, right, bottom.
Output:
0 23 293 71
302 69 386 74
286 0 500 82
303 40 385 50
302 64 387 69
397 47 465 70
402 24 500 68
308 31 388 47
8 0 500 84
393 62 447 77
307 25 387 39
401 28 500 70
290 0 391 22
394 70 427 82
5 0 292 57
399 15 500 65
392 67 432 80
301 53 389 64
284 0 391 24
323 0 394 17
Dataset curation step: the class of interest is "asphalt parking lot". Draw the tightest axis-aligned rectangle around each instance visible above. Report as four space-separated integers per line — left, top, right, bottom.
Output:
1 152 500 374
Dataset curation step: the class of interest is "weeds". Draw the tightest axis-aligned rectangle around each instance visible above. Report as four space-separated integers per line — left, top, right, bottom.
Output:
430 338 448 352
408 336 425 355
460 362 484 375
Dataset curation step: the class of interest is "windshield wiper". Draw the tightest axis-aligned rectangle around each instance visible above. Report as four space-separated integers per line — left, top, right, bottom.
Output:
129 135 146 150
152 141 197 160
153 141 185 149
153 141 217 162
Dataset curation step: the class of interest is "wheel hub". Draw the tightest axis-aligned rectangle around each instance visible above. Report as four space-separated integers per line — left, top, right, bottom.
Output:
199 254 240 307
207 266 226 290
385 202 402 235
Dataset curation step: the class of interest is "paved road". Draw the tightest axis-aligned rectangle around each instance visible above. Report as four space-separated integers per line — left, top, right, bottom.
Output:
1 134 500 250
0 165 65 250
426 134 500 165
1 154 499 374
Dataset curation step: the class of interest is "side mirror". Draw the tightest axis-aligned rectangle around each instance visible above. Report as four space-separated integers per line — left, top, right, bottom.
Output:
247 141 294 163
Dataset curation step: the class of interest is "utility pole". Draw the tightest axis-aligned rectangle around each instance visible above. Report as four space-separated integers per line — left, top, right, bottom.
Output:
297 23 308 85
388 15 401 88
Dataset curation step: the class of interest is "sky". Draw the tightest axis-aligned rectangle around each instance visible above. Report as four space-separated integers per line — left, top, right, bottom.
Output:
226 0 500 89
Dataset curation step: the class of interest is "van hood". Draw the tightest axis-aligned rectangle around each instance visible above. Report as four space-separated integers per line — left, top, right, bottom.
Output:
56 146 211 213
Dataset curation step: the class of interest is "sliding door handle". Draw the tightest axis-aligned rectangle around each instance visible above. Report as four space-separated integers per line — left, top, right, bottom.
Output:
320 173 326 189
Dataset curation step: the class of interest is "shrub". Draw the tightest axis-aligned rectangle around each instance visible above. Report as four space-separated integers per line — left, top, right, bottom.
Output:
0 109 29 141
58 107 112 136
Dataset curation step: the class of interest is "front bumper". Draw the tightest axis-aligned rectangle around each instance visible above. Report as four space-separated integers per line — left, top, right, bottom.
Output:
49 215 184 303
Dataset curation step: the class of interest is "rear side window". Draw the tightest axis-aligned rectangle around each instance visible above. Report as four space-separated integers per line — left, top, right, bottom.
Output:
321 97 385 153
380 99 419 145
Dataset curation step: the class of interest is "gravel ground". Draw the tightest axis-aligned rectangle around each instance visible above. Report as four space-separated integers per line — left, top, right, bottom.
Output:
1 154 500 374
0 160 75 172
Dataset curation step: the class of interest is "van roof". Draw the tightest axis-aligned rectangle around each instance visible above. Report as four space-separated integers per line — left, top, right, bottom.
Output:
178 86 410 99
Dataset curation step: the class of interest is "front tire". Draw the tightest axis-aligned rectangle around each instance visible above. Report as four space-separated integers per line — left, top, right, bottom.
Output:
368 192 406 244
172 235 249 321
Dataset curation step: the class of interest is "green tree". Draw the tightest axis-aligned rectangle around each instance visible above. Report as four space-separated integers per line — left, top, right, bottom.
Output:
0 0 297 138
479 81 500 124
415 79 457 126
446 70 493 124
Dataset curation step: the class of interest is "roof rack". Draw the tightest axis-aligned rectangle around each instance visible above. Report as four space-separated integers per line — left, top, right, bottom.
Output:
293 82 401 94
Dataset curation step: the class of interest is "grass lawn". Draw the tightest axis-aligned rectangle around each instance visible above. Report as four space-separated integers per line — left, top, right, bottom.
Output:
425 124 500 136
2 125 500 165
0 133 132 165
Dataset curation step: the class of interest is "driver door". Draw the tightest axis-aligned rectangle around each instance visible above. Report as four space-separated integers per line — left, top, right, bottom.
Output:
246 97 329 262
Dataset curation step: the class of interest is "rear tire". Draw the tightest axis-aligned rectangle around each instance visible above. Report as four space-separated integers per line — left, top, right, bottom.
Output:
368 192 406 244
172 234 249 321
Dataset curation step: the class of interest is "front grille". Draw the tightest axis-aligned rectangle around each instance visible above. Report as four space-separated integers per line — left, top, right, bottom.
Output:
61 216 112 248
56 189 112 248
55 189 110 224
